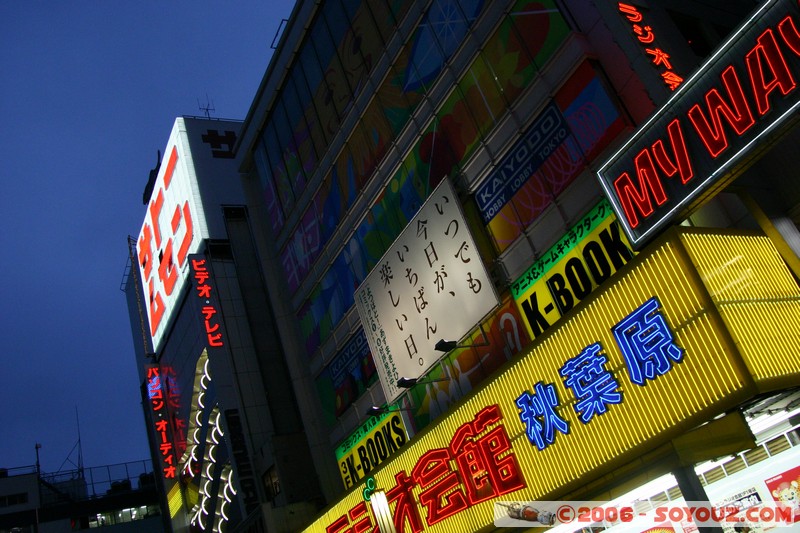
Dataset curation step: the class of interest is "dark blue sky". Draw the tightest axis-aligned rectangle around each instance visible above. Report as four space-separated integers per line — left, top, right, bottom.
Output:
1 1 295 473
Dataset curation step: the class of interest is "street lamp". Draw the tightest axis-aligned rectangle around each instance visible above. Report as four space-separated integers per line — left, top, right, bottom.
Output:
366 405 412 417
434 323 490 353
396 376 449 388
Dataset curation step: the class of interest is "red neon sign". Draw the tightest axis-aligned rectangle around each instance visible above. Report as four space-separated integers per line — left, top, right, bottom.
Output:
146 365 179 479
190 256 224 348
618 3 684 91
325 405 525 533
599 0 800 249
138 145 196 343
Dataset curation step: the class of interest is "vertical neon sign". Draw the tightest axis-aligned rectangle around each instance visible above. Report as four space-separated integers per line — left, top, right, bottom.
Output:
618 2 684 91
146 365 178 479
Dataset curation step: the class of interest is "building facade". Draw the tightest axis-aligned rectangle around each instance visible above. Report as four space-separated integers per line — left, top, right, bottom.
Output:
0 461 162 532
125 117 322 533
234 0 800 531
125 0 800 531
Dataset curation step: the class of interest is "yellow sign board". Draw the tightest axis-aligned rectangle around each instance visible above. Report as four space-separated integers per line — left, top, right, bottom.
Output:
336 411 407 489
512 200 634 340
304 228 799 533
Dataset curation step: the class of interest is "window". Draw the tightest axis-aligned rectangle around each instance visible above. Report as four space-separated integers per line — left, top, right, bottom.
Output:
264 466 281 501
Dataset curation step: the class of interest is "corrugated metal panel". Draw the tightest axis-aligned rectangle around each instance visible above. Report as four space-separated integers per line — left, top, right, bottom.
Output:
680 230 800 386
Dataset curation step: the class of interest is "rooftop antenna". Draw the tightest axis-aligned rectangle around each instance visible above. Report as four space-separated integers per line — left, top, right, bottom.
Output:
56 407 84 476
198 94 215 118
75 406 84 475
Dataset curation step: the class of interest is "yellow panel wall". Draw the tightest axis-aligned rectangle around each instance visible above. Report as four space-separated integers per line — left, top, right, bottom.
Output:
301 228 798 533
680 230 800 388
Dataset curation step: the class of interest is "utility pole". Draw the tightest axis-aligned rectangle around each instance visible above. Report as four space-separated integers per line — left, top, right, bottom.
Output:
35 443 41 533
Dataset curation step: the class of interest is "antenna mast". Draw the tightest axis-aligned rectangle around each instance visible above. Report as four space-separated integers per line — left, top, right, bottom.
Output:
76 406 84 475
198 94 215 118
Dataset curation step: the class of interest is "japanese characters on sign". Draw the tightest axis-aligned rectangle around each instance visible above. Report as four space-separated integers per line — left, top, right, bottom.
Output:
325 405 525 533
516 297 682 450
146 365 182 480
189 255 224 348
618 3 684 91
511 199 635 340
355 178 499 404
336 412 408 490
599 0 800 248
304 229 798 533
137 140 204 352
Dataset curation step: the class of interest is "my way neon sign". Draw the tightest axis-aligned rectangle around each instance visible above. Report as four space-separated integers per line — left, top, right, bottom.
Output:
598 0 800 248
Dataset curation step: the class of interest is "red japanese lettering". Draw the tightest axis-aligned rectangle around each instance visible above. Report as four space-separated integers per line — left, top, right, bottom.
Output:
138 224 154 280
197 284 211 299
157 238 178 296
148 189 165 249
779 13 800 55
618 2 642 23
193 260 210 285
477 424 525 494
162 146 178 189
207 332 224 347
412 448 467 526
449 405 525 504
173 202 194 267
348 502 375 533
386 471 423 533
147 277 166 336
326 516 349 533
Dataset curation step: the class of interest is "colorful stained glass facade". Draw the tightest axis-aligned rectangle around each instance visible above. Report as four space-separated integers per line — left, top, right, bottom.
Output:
249 0 631 428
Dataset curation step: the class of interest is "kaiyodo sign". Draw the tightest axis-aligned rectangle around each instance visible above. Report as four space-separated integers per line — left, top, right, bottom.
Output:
475 103 569 223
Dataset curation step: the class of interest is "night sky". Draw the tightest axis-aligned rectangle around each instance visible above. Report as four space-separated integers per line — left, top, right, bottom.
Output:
1 1 296 473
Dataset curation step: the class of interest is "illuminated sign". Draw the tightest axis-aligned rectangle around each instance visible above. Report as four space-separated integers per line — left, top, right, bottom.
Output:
511 199 634 339
189 255 224 348
325 405 525 532
355 178 499 404
137 118 242 353
302 226 800 533
146 365 179 480
598 0 800 248
474 103 569 223
516 297 680 450
336 412 408 489
618 3 684 91
138 125 206 352
186 257 259 515
138 143 201 349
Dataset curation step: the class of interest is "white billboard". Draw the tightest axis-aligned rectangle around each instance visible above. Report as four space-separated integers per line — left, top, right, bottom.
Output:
137 117 242 353
354 178 499 404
